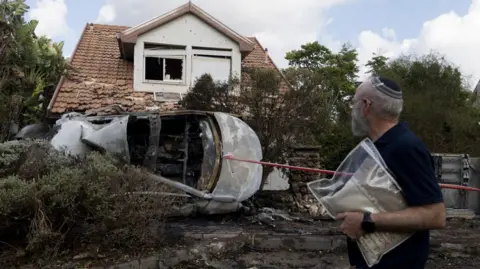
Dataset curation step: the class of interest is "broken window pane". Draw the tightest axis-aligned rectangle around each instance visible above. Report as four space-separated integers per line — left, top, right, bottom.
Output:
165 58 183 80
145 57 164 81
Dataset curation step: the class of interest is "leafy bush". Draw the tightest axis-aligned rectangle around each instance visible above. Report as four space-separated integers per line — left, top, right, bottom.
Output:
0 0 71 142
368 53 480 155
0 140 176 264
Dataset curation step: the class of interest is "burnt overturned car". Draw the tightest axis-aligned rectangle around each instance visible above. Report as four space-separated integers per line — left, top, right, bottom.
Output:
16 110 263 215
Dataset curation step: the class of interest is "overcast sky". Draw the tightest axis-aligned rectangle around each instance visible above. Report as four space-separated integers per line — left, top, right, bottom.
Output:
25 0 480 88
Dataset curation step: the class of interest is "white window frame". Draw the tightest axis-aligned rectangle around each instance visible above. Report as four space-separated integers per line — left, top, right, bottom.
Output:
191 49 232 57
143 48 187 85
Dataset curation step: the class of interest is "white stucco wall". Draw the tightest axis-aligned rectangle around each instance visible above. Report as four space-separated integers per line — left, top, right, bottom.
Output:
133 14 242 94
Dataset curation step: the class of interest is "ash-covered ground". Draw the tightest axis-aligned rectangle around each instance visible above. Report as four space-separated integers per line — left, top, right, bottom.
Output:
161 216 480 269
21 216 480 269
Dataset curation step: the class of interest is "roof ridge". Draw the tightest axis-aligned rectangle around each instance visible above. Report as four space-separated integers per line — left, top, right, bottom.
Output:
245 37 293 90
189 2 252 45
88 23 130 28
118 3 254 51
121 2 191 36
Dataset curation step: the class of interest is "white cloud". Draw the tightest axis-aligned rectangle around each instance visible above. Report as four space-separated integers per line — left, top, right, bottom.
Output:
381 27 396 41
28 0 71 39
96 4 116 23
356 0 480 89
95 0 353 67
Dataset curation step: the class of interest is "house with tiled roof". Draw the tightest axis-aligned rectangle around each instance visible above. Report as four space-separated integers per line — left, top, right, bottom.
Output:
47 2 289 117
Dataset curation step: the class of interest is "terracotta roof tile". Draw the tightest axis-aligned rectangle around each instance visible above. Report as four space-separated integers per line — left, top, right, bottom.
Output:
242 37 290 92
49 23 288 114
242 37 277 69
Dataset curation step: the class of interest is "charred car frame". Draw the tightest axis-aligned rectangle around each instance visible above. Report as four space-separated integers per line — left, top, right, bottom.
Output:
16 110 263 215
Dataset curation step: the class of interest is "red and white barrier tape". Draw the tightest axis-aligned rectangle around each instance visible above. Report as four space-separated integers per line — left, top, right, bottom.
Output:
223 155 480 192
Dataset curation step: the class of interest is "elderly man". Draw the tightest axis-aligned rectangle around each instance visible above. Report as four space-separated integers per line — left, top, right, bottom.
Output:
337 76 446 269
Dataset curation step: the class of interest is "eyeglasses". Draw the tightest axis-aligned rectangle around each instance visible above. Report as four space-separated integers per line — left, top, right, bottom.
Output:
349 98 371 109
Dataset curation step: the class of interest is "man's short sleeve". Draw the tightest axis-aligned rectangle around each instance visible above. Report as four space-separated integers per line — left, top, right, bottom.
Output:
388 143 444 206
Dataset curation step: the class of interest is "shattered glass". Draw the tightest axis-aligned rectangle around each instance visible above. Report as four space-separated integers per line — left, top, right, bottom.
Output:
307 138 413 267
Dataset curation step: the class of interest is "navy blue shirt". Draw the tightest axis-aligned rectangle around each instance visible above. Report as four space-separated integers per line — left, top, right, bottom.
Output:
348 122 444 269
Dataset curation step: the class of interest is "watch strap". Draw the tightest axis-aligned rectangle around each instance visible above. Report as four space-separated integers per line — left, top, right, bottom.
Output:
363 212 372 222
362 212 376 233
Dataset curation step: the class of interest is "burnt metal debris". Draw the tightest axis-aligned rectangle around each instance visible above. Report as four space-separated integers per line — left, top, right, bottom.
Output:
16 109 266 216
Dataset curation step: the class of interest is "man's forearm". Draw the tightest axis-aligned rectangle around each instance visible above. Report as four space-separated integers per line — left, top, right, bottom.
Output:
371 203 446 233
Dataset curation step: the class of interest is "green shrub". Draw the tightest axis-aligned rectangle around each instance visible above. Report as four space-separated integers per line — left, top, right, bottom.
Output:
0 140 177 264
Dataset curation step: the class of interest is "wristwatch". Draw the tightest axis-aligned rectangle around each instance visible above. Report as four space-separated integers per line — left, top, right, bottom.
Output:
361 212 376 234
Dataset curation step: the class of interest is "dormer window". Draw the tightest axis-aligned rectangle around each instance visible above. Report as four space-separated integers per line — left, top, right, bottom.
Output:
128 13 248 95
143 43 187 85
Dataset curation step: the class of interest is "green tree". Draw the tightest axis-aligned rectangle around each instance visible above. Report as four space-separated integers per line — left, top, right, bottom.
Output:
365 53 388 75
284 42 360 169
0 0 70 141
183 68 321 188
373 53 480 154
181 74 244 114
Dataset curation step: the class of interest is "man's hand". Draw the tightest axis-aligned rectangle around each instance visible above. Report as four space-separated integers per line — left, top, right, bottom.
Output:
337 212 364 240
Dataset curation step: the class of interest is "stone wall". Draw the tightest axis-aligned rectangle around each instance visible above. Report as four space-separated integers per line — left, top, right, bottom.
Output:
288 146 325 217
255 146 327 218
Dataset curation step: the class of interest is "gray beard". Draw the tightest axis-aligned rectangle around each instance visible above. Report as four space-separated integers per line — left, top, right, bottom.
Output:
351 110 369 137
